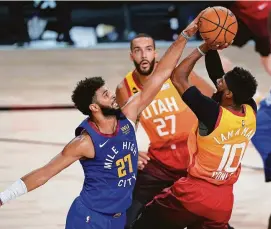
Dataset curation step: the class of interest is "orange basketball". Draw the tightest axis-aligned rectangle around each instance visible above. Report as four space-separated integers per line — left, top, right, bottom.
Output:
198 6 238 46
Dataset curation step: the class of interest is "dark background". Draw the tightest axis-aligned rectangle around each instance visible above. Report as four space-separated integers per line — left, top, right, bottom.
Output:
0 1 234 45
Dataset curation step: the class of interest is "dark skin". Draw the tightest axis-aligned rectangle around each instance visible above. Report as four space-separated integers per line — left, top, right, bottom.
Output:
171 43 237 111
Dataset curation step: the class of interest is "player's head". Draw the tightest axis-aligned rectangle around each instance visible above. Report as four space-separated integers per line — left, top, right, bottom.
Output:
130 33 157 76
72 77 120 118
213 67 258 106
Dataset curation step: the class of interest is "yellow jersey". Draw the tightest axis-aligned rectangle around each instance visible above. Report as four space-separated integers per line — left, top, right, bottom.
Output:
188 105 256 185
124 71 198 149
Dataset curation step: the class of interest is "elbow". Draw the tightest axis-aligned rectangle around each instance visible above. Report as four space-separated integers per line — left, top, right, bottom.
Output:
171 71 184 88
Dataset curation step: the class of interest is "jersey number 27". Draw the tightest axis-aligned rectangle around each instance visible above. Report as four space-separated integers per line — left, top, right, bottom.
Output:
153 114 176 136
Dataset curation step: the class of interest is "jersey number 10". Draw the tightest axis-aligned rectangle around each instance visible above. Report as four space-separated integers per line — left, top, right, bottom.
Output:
217 142 247 173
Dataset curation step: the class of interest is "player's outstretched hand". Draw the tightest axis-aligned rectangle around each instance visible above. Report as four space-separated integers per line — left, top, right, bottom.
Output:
183 8 209 38
138 152 150 170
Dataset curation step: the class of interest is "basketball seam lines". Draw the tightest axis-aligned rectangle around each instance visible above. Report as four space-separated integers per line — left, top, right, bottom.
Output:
221 8 229 45
224 21 237 43
199 27 220 34
199 19 220 34
200 17 236 36
199 8 219 34
209 8 227 45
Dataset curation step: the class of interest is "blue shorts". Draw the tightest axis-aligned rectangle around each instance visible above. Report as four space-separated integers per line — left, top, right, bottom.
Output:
66 197 126 229
251 99 271 182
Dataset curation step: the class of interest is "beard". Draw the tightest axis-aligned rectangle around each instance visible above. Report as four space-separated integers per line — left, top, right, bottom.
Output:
133 58 156 76
212 91 224 103
100 105 121 118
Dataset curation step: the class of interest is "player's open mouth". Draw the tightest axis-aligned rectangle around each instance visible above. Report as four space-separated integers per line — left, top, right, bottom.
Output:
112 100 118 108
141 61 149 67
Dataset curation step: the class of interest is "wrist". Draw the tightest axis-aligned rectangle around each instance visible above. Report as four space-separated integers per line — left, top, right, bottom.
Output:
200 43 210 53
0 179 28 205
197 44 208 56
180 31 190 41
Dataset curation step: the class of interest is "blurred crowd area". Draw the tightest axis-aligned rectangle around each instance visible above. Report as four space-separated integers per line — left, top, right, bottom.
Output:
0 1 236 47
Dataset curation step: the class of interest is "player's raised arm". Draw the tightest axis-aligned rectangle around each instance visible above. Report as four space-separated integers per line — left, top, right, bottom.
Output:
172 41 231 96
171 43 210 96
205 50 225 86
121 14 203 123
0 132 94 206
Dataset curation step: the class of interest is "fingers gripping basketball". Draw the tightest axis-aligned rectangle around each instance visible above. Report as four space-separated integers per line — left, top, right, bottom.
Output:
199 6 238 46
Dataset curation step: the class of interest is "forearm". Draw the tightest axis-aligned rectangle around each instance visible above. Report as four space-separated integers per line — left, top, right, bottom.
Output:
0 137 87 206
21 167 50 192
0 167 49 205
152 35 187 81
171 44 207 95
205 50 225 85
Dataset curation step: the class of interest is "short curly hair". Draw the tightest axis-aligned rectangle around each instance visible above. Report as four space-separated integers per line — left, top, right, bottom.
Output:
224 67 258 106
71 77 105 116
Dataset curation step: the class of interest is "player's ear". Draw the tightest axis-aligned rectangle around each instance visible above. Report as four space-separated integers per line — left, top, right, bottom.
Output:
89 103 99 113
225 90 233 99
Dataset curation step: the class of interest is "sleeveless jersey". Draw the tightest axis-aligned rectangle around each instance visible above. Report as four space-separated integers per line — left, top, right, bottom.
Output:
124 71 198 149
188 105 256 185
75 114 138 214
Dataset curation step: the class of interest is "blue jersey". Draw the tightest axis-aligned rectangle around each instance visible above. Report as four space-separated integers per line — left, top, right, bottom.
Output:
75 113 138 214
260 90 271 108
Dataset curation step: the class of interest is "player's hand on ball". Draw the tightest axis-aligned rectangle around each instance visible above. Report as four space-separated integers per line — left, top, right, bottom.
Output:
138 152 150 170
183 8 209 38
208 40 234 50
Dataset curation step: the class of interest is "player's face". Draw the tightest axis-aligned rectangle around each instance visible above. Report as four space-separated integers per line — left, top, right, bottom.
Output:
212 76 232 103
216 77 227 92
93 86 120 116
130 37 156 76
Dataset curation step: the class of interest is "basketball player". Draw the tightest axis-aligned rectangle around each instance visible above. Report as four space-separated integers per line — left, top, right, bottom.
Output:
116 33 214 228
133 43 258 229
0 15 200 229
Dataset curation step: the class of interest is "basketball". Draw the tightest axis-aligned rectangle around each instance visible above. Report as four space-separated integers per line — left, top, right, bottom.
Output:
198 6 238 46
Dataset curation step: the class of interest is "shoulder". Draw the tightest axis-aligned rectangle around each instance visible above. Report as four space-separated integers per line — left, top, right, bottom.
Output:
244 103 257 117
116 79 127 92
64 130 95 158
